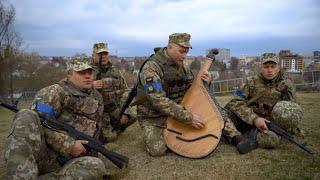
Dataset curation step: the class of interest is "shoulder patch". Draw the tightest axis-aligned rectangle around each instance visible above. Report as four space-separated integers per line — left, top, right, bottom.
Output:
143 78 163 93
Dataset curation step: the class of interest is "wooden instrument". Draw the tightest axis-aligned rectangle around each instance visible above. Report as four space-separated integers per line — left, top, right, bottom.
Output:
163 49 224 158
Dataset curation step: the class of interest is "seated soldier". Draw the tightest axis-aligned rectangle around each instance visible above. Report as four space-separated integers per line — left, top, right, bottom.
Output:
4 57 107 179
136 33 243 156
225 53 303 153
90 42 136 142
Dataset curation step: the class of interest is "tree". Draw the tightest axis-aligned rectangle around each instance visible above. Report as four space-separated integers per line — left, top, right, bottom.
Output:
190 58 201 70
230 57 239 70
0 0 22 102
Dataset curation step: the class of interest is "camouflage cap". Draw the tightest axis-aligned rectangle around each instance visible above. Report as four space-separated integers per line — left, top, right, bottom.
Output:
93 42 109 54
168 33 192 49
261 53 279 64
67 57 93 71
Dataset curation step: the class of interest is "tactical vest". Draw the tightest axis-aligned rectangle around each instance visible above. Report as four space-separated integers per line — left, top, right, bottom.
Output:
160 59 193 103
94 62 124 112
248 77 285 119
136 49 193 117
57 80 104 138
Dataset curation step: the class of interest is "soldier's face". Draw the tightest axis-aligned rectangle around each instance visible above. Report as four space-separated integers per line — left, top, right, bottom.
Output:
68 69 93 89
261 62 280 80
167 43 189 65
92 52 109 64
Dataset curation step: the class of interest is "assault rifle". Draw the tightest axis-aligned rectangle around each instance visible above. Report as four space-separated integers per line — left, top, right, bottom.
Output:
96 55 103 80
112 84 138 132
0 101 129 169
266 121 315 155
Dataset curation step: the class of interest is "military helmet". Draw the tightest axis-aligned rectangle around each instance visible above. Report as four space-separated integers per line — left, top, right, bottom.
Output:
271 101 302 132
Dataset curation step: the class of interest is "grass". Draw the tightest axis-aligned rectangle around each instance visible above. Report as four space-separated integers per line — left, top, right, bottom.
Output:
1 93 320 179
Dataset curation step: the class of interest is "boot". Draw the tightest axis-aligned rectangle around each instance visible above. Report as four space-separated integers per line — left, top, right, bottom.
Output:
232 128 258 154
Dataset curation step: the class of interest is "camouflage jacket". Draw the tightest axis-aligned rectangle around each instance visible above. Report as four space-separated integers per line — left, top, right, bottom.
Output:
225 71 296 125
92 61 135 120
136 48 193 125
33 78 104 156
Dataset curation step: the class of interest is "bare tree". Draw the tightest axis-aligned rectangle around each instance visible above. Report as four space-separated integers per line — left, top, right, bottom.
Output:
0 0 22 103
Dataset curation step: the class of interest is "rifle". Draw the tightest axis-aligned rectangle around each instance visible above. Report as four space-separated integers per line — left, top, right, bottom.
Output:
0 101 129 169
112 84 138 132
266 121 315 155
96 55 103 80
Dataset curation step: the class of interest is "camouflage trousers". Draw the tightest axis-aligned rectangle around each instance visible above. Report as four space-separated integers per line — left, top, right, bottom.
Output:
138 117 168 156
4 109 106 180
207 87 241 140
138 114 241 156
227 110 281 149
101 111 137 143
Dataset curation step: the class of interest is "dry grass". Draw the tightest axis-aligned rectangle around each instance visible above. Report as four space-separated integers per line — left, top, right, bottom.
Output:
1 93 320 179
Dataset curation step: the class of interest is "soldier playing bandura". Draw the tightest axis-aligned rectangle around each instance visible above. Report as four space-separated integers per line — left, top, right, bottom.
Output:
136 33 243 156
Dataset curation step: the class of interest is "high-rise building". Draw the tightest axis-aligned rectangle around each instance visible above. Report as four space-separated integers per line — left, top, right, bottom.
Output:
279 50 303 72
313 51 320 62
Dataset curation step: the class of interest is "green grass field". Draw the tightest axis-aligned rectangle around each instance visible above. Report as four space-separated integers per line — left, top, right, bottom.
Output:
1 93 319 179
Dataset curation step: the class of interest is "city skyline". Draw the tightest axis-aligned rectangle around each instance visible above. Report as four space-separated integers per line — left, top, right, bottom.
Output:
6 0 320 56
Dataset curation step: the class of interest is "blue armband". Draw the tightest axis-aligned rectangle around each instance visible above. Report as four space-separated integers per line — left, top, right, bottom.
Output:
234 88 245 98
143 82 163 93
35 102 56 118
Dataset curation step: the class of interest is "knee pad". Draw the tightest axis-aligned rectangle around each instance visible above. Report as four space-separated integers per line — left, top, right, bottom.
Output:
257 131 280 149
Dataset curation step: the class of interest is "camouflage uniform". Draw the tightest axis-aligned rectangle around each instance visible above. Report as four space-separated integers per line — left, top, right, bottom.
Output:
4 58 107 179
225 53 301 149
136 33 240 156
91 43 136 142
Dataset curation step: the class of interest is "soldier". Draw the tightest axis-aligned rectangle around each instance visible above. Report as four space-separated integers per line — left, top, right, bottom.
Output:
91 43 136 142
225 52 303 153
4 57 107 179
135 33 243 156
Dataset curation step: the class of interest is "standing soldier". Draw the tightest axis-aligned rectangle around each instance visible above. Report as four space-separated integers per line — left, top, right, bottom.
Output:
91 43 136 142
225 53 303 153
135 33 243 156
5 57 107 179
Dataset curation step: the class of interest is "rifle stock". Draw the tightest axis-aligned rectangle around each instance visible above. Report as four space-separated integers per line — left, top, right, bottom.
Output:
1 102 129 169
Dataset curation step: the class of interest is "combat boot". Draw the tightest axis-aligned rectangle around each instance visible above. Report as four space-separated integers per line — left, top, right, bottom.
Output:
231 128 258 154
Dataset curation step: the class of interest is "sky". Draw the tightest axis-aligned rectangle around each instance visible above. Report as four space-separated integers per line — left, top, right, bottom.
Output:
6 0 320 57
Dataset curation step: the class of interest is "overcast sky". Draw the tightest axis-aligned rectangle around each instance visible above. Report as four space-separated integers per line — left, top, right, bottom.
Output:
7 0 320 56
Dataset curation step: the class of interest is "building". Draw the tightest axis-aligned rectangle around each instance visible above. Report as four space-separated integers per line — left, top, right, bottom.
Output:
302 52 314 68
314 51 320 62
279 50 303 72
184 56 204 67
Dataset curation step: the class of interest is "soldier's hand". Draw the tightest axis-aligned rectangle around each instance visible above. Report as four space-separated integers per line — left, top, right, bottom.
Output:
201 70 212 84
279 81 289 92
254 117 269 132
191 113 205 129
93 80 103 89
120 115 129 125
71 140 88 157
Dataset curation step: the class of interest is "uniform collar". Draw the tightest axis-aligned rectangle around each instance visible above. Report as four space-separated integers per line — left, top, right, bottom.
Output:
60 78 93 96
157 47 181 68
